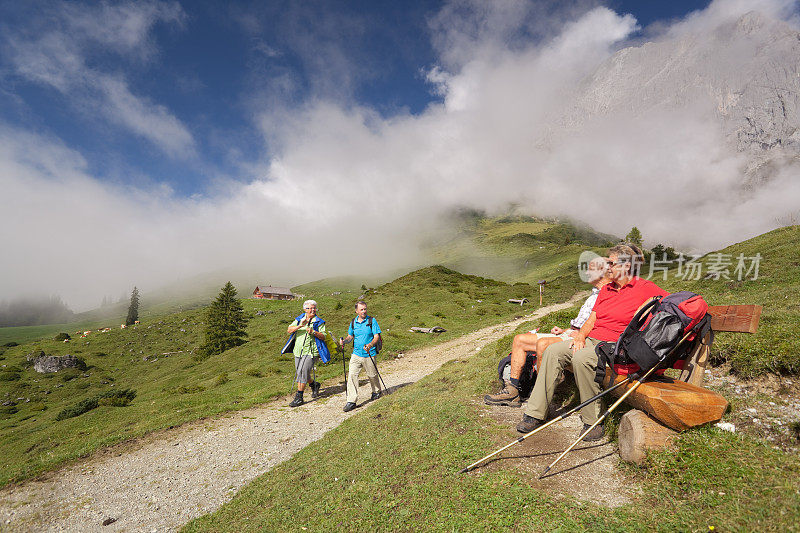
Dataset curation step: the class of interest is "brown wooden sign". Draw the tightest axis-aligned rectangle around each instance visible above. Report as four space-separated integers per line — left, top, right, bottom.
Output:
707 305 762 333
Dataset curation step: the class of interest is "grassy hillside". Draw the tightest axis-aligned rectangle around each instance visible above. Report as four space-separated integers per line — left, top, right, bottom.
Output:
659 225 800 377
184 313 800 532
428 214 616 285
0 266 584 487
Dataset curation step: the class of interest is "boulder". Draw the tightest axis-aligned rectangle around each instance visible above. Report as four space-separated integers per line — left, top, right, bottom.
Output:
33 354 85 373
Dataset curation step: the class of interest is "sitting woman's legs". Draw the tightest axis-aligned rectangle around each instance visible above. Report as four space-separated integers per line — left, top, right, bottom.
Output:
509 333 540 380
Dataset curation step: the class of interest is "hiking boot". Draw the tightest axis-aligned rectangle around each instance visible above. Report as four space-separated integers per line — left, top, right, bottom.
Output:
581 422 605 442
516 414 545 433
288 391 304 407
370 391 381 401
343 402 357 412
310 381 321 399
484 384 520 407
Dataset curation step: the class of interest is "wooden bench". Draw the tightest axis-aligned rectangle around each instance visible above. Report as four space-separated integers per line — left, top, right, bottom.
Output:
612 305 762 463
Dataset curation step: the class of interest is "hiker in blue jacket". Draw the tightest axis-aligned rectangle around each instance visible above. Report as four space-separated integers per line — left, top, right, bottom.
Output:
339 301 381 412
286 300 326 407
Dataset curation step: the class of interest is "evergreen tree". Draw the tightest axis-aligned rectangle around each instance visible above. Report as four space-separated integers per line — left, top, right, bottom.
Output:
198 282 248 359
625 226 643 247
125 287 139 326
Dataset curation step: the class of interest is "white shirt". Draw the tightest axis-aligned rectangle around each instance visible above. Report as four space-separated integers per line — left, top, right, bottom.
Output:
570 287 600 329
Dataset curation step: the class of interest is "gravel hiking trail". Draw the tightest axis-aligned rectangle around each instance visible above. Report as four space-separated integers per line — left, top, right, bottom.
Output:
0 295 588 532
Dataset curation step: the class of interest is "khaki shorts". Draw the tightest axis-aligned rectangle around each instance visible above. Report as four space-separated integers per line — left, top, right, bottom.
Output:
529 331 574 341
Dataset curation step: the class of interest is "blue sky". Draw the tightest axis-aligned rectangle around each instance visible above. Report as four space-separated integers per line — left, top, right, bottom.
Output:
3 0 798 309
0 0 712 197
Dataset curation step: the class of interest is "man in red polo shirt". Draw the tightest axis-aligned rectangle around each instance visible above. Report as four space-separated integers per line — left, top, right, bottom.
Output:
516 244 667 441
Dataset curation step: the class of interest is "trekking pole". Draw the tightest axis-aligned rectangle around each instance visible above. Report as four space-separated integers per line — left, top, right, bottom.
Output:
458 375 634 473
294 313 315 392
339 338 347 385
371 354 389 394
539 330 696 478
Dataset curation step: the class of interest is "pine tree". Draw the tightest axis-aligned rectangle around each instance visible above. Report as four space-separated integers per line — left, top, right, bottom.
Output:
125 287 139 326
198 282 248 359
625 226 643 247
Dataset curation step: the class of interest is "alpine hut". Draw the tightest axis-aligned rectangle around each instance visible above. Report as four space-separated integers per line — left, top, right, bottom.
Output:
252 285 295 300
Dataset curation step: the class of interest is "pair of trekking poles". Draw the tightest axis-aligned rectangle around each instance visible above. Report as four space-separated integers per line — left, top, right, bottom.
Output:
338 337 388 396
292 326 388 398
460 328 696 477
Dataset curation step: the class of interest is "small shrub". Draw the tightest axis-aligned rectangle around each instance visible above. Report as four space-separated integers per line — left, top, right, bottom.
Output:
54 332 71 341
97 389 136 403
92 352 108 357
433 312 446 318
213 373 229 386
335 301 343 310
790 421 800 441
55 398 98 421
245 368 262 378
263 365 282 375
3 342 18 347
0 372 21 381
75 382 90 390
0 405 18 415
192 352 210 362
98 396 129 407
56 389 136 420
28 402 47 411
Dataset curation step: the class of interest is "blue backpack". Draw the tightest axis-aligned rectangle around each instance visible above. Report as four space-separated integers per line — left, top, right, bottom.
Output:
350 316 383 354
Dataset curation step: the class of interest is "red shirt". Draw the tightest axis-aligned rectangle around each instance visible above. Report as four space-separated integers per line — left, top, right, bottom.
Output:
589 277 668 342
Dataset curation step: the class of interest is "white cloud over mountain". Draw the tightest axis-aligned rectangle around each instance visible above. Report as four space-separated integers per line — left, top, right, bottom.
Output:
2 0 799 309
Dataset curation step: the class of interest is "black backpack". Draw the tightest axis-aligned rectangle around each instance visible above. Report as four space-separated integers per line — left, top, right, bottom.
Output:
351 316 383 354
497 352 537 398
594 291 713 385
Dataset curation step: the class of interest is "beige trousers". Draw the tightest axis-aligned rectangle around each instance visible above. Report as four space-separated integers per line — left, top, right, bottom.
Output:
346 354 380 404
524 337 604 425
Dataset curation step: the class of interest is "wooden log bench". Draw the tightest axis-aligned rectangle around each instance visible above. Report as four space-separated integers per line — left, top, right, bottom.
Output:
611 305 762 463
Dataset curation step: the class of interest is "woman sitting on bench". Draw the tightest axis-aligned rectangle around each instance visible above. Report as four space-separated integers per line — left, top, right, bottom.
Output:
484 256 611 407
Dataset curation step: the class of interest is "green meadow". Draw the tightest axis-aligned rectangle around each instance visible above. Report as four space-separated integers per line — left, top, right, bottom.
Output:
0 265 580 487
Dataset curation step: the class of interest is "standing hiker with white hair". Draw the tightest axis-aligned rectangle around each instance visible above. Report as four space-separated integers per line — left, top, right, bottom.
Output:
285 300 327 407
339 300 382 412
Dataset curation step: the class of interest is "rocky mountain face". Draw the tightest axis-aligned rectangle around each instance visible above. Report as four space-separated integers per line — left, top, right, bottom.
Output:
556 11 800 185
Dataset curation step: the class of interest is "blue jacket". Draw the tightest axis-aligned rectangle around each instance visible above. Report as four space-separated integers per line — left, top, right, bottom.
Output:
281 314 332 363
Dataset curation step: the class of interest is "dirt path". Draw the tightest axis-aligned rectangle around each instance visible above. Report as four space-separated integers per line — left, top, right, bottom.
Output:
0 296 586 532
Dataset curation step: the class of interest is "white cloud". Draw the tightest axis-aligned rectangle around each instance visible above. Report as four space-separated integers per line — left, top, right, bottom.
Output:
99 76 196 159
665 0 799 37
2 1 194 158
